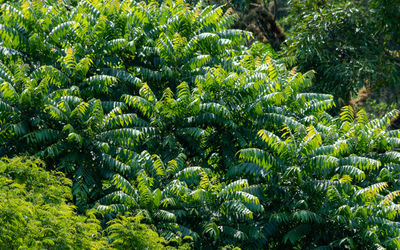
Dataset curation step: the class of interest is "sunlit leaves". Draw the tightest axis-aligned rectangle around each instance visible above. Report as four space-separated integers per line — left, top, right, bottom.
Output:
0 157 107 248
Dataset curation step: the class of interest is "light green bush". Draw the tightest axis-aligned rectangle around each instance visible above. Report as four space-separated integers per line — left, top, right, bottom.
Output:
0 157 107 249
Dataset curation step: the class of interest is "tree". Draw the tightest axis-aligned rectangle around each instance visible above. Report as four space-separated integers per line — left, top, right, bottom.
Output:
0 63 144 210
238 105 400 248
2 0 400 248
283 0 400 105
0 0 250 210
0 157 107 249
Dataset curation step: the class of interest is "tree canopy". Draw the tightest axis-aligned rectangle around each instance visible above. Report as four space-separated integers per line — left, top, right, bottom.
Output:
1 0 400 248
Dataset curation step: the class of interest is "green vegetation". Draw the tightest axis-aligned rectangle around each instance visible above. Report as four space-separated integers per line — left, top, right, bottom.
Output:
0 0 400 248
284 0 400 105
0 157 106 248
0 156 191 249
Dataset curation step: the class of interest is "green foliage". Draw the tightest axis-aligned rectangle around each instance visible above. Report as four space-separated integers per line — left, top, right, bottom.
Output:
0 0 251 211
0 157 107 249
236 105 400 248
1 0 400 249
107 214 167 249
98 150 264 248
283 0 400 104
97 47 337 248
107 213 194 249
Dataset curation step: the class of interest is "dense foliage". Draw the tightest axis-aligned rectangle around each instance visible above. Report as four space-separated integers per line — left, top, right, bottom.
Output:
0 0 251 210
1 0 400 248
284 0 400 104
0 157 106 248
0 157 190 249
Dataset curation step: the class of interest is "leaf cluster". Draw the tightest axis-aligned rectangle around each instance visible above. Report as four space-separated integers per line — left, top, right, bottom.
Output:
0 157 107 249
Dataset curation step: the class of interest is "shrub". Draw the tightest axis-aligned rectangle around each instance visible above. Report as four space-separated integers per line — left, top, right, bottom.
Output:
0 157 107 249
